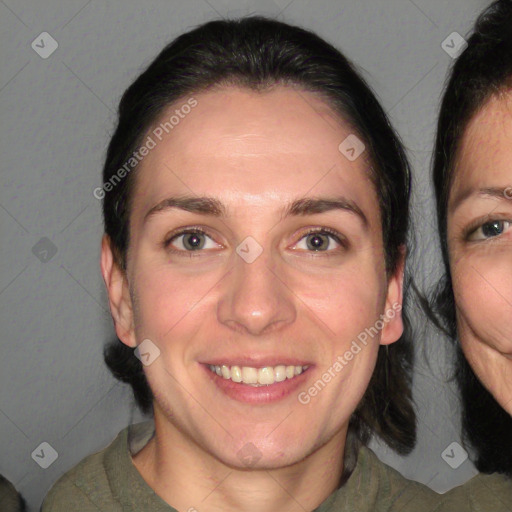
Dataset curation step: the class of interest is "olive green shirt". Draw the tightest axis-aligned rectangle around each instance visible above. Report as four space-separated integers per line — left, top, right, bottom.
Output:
440 471 512 511
41 420 460 512
0 475 25 512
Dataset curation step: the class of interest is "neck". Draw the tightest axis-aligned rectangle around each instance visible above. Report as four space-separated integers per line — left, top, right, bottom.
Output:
132 414 348 512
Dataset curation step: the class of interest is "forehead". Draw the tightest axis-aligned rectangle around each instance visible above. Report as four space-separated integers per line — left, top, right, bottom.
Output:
132 85 376 217
453 91 512 189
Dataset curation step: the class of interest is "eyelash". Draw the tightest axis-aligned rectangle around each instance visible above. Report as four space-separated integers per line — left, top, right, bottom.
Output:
294 227 347 255
162 226 346 256
463 217 512 242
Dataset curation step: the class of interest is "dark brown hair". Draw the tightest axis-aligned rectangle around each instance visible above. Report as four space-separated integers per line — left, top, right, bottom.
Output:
430 0 512 476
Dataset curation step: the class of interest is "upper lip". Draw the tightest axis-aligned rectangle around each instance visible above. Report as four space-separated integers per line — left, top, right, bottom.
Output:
202 357 312 368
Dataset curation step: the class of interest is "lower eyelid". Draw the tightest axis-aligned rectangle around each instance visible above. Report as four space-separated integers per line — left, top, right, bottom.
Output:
168 232 218 250
293 232 346 252
467 220 512 241
164 228 347 253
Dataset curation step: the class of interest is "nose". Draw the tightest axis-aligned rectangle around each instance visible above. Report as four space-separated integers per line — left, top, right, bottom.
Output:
216 245 296 336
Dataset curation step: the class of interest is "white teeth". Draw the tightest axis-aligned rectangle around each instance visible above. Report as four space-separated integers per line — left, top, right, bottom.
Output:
242 366 258 384
231 365 242 382
258 367 274 385
274 365 287 382
220 365 230 379
208 364 308 385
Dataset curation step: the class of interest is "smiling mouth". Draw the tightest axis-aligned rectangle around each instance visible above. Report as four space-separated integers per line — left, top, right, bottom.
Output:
207 364 309 386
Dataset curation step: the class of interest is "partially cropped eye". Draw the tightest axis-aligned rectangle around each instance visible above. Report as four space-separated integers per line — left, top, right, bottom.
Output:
166 229 218 252
294 229 344 252
468 220 512 241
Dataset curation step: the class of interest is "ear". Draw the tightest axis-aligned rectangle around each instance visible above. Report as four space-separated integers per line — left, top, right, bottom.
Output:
100 234 136 348
380 245 406 346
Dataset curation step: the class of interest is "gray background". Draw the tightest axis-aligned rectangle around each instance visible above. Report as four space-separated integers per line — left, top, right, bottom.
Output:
0 0 492 510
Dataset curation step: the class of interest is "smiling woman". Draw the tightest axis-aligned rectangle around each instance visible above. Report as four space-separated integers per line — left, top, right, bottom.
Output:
41 15 447 512
428 0 512 509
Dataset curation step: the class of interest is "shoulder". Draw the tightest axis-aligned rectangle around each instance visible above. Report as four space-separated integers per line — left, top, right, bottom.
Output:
440 472 512 512
40 426 129 512
346 446 443 512
0 474 25 512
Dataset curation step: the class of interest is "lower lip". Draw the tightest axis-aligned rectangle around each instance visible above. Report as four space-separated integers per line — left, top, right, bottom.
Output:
202 365 312 404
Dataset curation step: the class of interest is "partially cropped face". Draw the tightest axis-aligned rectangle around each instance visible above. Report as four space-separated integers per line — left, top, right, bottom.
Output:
447 91 512 415
104 85 404 470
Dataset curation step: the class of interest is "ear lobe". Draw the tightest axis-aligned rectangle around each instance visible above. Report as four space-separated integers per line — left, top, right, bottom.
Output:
100 234 136 348
380 246 405 346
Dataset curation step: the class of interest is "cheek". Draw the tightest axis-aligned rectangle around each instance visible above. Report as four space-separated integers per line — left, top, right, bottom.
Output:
287 261 386 334
452 253 512 355
131 262 224 347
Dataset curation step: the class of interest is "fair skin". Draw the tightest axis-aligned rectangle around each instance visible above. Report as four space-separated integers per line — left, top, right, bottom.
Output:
447 91 512 416
101 85 404 512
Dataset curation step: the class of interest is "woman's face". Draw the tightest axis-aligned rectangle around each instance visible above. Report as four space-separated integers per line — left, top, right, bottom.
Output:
104 85 404 469
447 92 512 415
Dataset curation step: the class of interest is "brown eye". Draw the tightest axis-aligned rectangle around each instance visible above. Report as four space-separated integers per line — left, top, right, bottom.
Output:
294 229 344 252
180 233 206 250
166 229 218 252
468 220 511 241
305 233 331 251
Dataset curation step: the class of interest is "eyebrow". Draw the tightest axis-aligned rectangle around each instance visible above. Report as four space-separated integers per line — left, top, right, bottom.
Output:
449 186 512 213
144 195 368 226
